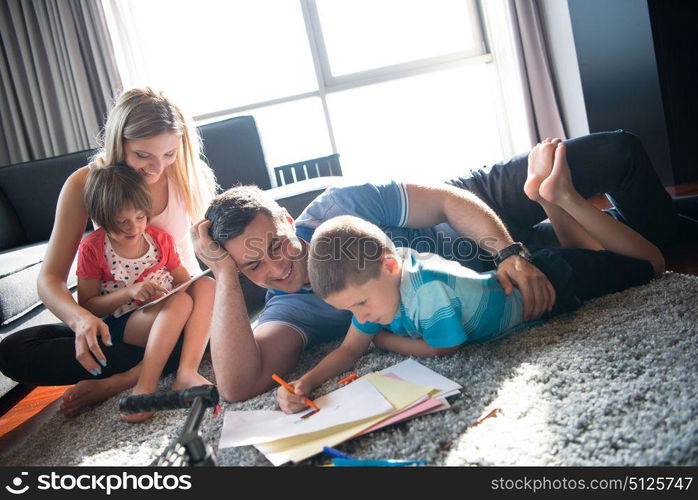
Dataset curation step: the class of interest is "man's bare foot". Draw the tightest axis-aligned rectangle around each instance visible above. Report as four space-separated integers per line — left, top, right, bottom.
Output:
171 371 212 391
60 367 140 418
524 138 560 201
539 142 576 205
120 380 158 423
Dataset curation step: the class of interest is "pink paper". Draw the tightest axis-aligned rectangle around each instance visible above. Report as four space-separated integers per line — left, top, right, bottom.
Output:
357 397 445 436
355 372 445 436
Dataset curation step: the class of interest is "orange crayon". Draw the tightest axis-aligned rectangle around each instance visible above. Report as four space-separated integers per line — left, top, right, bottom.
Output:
337 373 358 386
472 407 500 427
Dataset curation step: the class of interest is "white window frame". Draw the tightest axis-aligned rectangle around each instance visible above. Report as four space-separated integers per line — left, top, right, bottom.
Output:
305 0 488 88
193 0 496 160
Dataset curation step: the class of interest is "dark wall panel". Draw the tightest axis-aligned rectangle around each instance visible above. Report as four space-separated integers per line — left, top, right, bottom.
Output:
568 0 673 185
647 0 698 185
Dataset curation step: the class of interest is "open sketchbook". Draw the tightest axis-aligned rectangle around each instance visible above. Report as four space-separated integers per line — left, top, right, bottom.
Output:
220 360 462 465
220 377 395 447
136 268 212 311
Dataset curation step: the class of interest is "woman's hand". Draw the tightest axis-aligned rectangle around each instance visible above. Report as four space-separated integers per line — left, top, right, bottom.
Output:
276 378 314 414
70 311 111 374
128 280 169 303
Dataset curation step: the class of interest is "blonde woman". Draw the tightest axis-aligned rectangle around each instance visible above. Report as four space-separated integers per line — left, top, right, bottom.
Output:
0 88 217 417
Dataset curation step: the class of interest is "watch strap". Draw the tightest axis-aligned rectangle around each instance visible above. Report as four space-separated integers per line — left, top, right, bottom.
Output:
494 242 531 267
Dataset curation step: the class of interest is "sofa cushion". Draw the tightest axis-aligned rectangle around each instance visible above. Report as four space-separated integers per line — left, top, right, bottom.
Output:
0 149 96 245
0 239 79 326
198 116 271 190
0 189 24 251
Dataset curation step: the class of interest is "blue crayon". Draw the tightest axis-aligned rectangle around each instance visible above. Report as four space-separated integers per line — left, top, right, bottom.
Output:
331 458 428 467
323 446 353 459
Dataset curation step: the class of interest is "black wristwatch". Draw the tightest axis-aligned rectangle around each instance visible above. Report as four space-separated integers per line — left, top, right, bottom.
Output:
493 242 532 267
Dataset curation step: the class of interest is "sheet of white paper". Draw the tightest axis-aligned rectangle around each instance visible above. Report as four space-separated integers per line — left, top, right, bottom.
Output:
136 268 211 311
439 389 461 399
219 378 394 448
380 359 462 396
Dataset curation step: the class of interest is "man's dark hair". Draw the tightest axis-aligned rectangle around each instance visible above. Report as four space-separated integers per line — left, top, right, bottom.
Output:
205 185 286 245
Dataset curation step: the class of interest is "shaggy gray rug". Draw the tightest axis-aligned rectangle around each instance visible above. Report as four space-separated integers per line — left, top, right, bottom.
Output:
2 272 696 466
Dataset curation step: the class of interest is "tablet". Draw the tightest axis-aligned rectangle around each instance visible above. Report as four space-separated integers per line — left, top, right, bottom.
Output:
136 268 212 311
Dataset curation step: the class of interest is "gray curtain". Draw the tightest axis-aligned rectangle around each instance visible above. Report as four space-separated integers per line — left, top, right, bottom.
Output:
0 0 122 166
508 0 566 143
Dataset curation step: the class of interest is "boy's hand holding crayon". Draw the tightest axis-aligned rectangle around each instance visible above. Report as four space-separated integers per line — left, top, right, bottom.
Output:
275 376 315 414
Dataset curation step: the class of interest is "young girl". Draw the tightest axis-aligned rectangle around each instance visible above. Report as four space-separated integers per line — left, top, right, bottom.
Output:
0 87 216 418
77 164 211 422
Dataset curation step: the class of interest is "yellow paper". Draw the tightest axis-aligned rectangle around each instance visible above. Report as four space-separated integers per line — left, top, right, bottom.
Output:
256 374 434 464
364 373 434 406
256 415 385 466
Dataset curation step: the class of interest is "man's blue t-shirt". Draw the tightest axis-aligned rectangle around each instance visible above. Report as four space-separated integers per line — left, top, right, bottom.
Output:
257 181 490 348
352 247 528 348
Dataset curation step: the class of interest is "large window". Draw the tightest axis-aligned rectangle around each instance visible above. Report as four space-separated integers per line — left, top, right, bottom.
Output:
104 0 511 185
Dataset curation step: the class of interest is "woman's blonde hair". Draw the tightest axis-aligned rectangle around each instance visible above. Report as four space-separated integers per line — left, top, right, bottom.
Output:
92 87 217 221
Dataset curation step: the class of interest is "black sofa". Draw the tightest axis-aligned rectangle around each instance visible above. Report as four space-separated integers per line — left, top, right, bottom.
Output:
0 115 340 395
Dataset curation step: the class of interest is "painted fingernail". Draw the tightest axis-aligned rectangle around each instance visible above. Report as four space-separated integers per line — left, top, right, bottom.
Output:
89 368 101 376
105 340 113 346
99 359 107 367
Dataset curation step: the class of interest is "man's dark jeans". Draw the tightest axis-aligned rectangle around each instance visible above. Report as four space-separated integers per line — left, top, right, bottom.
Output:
448 130 677 251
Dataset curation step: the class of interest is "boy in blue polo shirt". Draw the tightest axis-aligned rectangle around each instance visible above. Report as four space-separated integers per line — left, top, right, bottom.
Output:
276 140 665 413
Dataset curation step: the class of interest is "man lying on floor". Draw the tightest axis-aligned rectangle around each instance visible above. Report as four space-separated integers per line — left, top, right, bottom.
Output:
192 131 685 403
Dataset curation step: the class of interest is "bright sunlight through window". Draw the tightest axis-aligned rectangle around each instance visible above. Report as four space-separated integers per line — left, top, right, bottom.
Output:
105 0 511 183
316 0 480 76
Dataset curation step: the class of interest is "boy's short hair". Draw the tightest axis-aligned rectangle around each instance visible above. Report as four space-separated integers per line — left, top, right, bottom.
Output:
84 164 151 234
205 185 287 246
309 215 396 299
